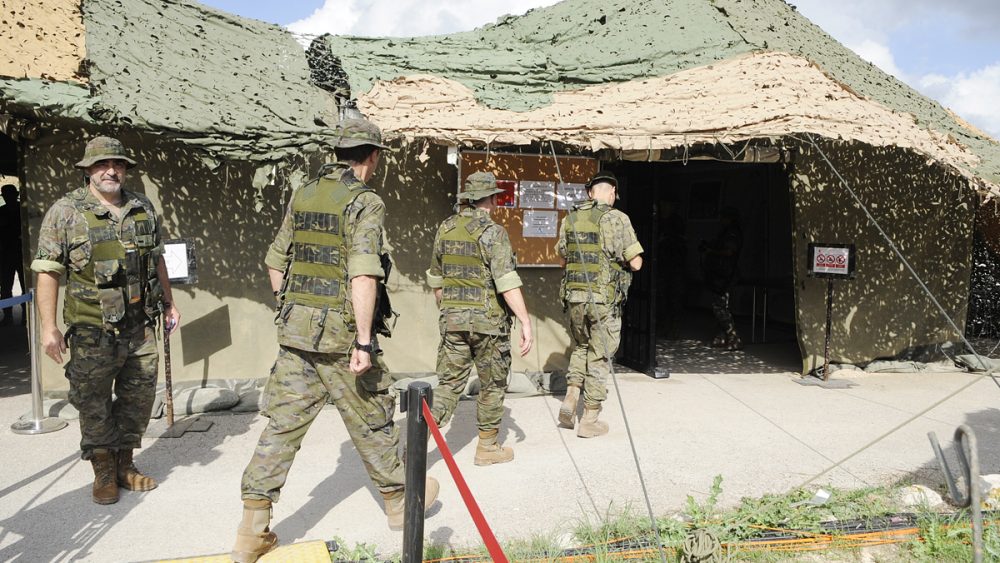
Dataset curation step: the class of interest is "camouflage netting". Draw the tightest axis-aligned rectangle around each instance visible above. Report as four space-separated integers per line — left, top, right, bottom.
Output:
314 0 1000 189
1 0 342 164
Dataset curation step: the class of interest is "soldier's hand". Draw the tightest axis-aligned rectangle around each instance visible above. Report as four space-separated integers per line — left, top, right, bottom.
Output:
518 322 533 357
42 327 66 364
164 303 181 336
350 348 372 376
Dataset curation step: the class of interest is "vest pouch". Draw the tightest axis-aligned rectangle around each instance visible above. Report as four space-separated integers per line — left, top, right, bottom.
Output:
94 259 122 287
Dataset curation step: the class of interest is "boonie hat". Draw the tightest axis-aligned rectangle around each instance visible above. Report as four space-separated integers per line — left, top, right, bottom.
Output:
457 171 504 202
75 136 137 169
585 170 618 190
335 118 389 149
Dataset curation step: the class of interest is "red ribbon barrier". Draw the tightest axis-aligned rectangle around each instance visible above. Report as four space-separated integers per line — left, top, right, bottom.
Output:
421 399 509 563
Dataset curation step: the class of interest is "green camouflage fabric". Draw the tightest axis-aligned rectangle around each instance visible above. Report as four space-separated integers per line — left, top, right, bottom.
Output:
431 330 512 432
244 164 402 502
66 325 158 459
566 302 622 408
557 200 643 304
241 347 403 500
265 165 387 353
427 208 520 335
335 117 389 149
32 188 165 279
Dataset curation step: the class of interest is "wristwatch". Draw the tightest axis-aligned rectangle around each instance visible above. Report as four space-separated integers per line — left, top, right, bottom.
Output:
353 339 379 354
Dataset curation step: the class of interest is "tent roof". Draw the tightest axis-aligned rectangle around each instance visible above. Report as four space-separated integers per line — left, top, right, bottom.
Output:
319 0 1000 189
1 0 341 163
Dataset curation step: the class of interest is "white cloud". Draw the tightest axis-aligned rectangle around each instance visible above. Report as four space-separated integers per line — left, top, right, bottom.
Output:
287 0 560 38
918 64 1000 139
849 39 906 80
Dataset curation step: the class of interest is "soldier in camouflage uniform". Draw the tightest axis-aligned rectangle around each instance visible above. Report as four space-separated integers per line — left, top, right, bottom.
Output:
557 171 643 438
32 137 181 505
232 118 438 563
426 172 533 466
700 206 743 351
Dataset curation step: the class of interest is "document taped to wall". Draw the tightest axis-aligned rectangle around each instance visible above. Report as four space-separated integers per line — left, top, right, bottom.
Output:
163 239 198 285
807 243 855 279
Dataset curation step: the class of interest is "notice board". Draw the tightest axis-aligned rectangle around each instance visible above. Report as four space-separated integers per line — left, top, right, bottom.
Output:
460 151 598 267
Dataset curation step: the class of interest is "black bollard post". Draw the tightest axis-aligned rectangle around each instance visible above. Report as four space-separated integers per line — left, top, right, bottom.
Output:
401 381 432 563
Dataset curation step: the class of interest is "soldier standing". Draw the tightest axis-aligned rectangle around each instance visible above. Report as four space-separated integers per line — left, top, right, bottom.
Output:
557 171 643 438
426 172 533 466
32 137 181 504
700 206 743 350
232 118 438 563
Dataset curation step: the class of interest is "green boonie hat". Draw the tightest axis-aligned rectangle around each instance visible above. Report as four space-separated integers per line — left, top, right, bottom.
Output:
585 170 618 190
335 118 389 149
458 171 504 201
75 136 137 169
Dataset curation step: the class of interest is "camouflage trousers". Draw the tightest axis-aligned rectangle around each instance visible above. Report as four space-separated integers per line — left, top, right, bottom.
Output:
566 302 622 409
65 324 158 460
241 346 404 502
431 331 511 432
710 289 736 337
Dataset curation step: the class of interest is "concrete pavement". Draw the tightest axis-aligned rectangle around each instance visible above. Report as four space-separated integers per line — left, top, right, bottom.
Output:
1 353 998 561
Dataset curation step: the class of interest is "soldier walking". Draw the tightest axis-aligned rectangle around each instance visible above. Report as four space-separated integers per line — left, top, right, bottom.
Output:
426 172 533 465
32 136 181 504
557 171 643 437
232 118 438 563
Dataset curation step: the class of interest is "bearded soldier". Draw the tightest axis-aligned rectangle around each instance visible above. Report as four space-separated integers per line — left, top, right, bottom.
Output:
557 171 643 437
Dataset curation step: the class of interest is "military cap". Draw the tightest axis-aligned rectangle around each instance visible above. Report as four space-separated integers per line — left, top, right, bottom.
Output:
458 171 504 201
335 118 389 149
585 170 618 190
75 136 137 169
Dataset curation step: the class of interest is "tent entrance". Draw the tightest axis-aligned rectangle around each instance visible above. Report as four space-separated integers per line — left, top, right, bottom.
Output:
608 159 801 375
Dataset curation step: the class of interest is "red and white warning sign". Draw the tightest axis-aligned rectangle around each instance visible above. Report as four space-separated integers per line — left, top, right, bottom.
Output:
808 244 855 278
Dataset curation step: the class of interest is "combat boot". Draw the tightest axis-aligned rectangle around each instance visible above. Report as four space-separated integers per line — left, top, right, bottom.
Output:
558 385 580 429
577 406 609 438
116 449 158 491
231 499 278 563
382 477 441 531
474 429 514 466
90 448 119 504
725 332 743 351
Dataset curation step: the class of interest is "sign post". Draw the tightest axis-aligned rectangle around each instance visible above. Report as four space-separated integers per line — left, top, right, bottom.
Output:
806 243 856 380
162 239 197 427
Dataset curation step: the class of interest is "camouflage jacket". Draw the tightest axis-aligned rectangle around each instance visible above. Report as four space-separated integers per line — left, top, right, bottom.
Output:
426 207 522 335
558 200 643 304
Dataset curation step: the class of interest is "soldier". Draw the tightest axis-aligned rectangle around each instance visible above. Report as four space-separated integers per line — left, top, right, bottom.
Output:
557 171 643 438
700 206 743 350
32 136 181 504
426 172 533 466
232 118 437 563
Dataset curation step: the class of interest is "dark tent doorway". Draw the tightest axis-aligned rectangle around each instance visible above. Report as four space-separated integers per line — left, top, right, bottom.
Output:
609 158 801 375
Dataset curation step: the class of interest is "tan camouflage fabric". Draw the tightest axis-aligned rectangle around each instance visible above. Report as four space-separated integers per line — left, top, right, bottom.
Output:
431 331 511 431
66 325 158 459
566 302 622 408
427 208 520 335
557 200 643 304
241 347 403 499
32 187 164 278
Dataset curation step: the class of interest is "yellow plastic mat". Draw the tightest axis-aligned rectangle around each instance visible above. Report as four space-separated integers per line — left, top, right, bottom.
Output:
155 540 329 563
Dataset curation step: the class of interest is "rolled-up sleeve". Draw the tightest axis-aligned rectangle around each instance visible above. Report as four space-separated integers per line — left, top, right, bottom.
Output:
426 228 444 288
31 201 72 275
484 225 522 293
347 193 386 279
264 202 295 272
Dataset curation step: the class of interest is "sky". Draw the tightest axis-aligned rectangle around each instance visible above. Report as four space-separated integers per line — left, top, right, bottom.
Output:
198 0 1000 139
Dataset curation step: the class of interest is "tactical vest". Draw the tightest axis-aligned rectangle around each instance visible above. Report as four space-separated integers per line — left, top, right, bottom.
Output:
283 173 364 319
438 213 504 319
564 201 627 305
64 200 161 330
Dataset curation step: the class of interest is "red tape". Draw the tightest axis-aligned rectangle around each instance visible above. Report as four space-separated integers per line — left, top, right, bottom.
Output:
422 399 509 563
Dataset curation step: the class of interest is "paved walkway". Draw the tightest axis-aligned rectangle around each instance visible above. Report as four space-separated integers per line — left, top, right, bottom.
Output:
1 355 998 561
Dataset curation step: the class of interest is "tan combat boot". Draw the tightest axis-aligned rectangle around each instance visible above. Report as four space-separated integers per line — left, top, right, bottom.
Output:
231 499 278 563
577 406 609 438
474 429 514 466
90 448 119 505
558 385 581 429
383 477 441 531
116 449 158 491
